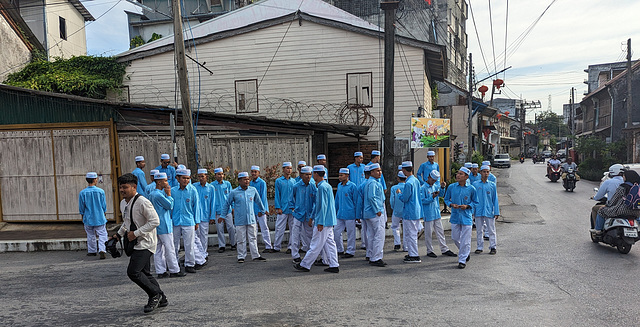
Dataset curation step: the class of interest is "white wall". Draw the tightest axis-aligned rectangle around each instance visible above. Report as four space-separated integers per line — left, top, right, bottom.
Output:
0 14 32 82
123 19 431 143
45 0 87 58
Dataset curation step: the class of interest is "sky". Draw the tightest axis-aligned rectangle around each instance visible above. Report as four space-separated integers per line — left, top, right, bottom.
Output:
80 0 640 120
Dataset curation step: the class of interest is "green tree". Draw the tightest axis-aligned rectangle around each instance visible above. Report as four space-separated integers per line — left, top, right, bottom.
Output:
536 110 570 138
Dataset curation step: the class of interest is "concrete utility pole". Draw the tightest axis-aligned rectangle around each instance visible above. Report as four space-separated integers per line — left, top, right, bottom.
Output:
467 53 474 160
381 1 399 189
173 0 197 171
520 101 525 154
570 87 575 148
627 38 633 162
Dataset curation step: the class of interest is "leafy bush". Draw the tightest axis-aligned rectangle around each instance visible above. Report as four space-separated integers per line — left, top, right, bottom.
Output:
471 151 484 165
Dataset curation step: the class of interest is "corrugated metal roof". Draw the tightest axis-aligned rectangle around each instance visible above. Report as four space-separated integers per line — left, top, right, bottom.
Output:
118 0 382 57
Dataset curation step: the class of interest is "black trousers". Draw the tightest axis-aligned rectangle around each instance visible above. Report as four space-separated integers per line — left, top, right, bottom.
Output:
127 249 163 298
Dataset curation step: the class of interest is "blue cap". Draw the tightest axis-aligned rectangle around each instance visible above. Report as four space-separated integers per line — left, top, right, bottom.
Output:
283 162 292 167
471 163 479 168
427 150 436 156
176 169 190 176
86 172 98 179
371 150 381 156
214 167 223 174
177 164 186 170
298 161 306 166
238 172 249 178
301 166 313 174
459 167 470 175
354 151 363 157
251 165 260 171
317 154 326 160
480 165 490 171
482 161 491 166
135 156 144 162
398 171 406 178
155 172 167 179
369 163 381 170
429 170 440 180
313 165 325 172
339 168 349 174
197 168 208 174
364 165 371 172
401 161 413 168
150 169 159 176
160 154 170 160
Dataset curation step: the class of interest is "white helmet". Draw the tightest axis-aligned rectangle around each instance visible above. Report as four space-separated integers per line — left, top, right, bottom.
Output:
609 164 625 176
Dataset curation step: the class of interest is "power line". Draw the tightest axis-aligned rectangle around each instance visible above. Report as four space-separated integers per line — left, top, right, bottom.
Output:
503 0 509 79
467 0 491 77
487 0 497 73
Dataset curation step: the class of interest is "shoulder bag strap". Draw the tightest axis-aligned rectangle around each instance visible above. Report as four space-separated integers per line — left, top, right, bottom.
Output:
129 194 140 232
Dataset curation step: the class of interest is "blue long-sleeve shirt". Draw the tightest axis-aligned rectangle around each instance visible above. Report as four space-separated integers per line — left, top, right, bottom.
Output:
78 186 107 226
347 163 365 186
314 180 337 227
420 182 445 222
275 176 296 214
148 188 174 235
250 177 268 215
390 183 405 217
417 161 440 185
594 176 624 204
155 165 177 188
472 180 500 218
399 175 421 220
171 184 201 226
145 182 156 197
193 182 216 222
223 186 265 226
468 172 481 185
212 179 233 215
132 168 148 196
289 180 316 222
355 177 369 220
444 182 477 226
489 173 497 183
336 181 357 220
363 178 384 219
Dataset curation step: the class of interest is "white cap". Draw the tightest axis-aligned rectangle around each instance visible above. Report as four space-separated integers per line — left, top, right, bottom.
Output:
134 156 144 162
429 170 440 180
398 165 402 171
176 169 190 176
369 163 381 170
482 161 491 166
155 172 167 179
398 171 406 178
459 167 470 175
371 150 381 156
464 162 472 168
354 151 363 157
339 168 349 174
364 165 372 172
317 154 326 160
177 164 186 170
298 161 307 166
86 172 98 179
401 161 413 168
301 166 313 174
480 165 490 171
283 162 292 167
313 165 325 172
214 168 223 174
197 169 208 175
251 165 260 171
427 150 436 156
160 154 170 160
238 172 249 178
471 163 479 168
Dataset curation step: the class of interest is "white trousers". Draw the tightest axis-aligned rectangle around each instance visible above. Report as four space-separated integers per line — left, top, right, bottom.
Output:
360 219 367 249
364 215 385 261
155 233 180 274
334 219 356 255
451 224 472 264
300 226 339 269
424 218 450 254
390 214 403 247
290 219 313 259
274 213 293 251
256 214 273 249
216 213 236 248
476 217 497 250
236 224 260 260
196 221 209 258
403 219 421 257
84 224 108 253
173 225 203 267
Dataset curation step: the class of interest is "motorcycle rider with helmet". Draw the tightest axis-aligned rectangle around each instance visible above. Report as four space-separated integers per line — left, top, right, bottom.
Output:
590 164 625 229
594 170 640 234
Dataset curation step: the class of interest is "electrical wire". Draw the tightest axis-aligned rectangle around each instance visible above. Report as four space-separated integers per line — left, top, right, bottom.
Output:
467 0 491 78
503 0 509 79
487 0 497 74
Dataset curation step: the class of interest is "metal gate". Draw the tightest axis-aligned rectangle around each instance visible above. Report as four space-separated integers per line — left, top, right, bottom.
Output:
0 122 119 222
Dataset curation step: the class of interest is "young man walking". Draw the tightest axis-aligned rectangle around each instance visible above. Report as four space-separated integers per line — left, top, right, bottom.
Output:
79 172 108 259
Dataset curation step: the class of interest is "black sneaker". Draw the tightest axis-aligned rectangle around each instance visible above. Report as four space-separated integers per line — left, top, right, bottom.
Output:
443 250 457 257
157 272 169 279
458 263 466 269
394 245 401 252
262 249 274 253
324 267 339 273
466 256 470 262
314 260 329 267
253 256 267 261
194 262 207 270
286 249 291 254
489 248 496 255
230 245 237 250
426 252 437 258
403 256 421 263
144 294 161 313
169 271 186 278
294 263 310 272
185 266 197 273
237 258 245 263
365 257 370 261
86 253 97 256
99 252 106 260
292 257 301 263
474 249 483 254
158 294 168 308
337 251 344 255
369 259 387 267
341 253 354 258
218 247 225 253
272 249 281 253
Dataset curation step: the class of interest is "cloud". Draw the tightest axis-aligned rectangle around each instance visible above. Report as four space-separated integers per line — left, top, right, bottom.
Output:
82 0 141 56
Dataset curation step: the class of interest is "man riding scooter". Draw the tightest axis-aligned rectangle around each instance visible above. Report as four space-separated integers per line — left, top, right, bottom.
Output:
561 156 579 179
546 154 561 177
590 164 625 229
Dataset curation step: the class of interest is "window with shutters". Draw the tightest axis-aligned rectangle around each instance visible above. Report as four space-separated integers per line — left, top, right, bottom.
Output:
235 79 258 113
346 72 372 107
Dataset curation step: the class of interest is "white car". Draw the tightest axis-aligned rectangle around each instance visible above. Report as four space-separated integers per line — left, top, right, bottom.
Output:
493 153 511 168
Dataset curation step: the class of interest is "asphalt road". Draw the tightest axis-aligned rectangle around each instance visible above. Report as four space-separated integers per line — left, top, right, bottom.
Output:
0 161 637 326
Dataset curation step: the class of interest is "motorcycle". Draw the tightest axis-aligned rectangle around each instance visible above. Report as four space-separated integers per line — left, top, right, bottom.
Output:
590 189 640 254
519 156 525 163
548 165 561 182
563 167 577 192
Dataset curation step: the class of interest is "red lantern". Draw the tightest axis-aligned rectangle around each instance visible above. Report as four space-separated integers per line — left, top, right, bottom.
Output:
478 85 489 97
504 111 510 116
496 113 502 119
493 79 504 89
